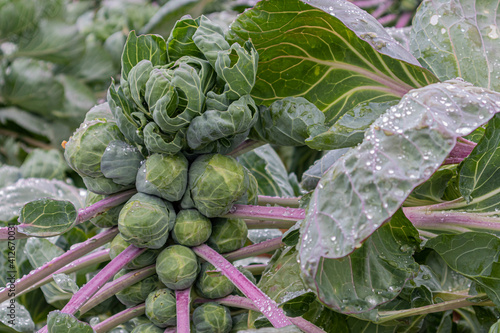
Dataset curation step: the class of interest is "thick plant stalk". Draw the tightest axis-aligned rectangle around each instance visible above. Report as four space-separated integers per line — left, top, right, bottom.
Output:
80 265 156 315
92 303 146 333
0 227 118 303
228 139 264 157
443 138 476 165
223 237 283 262
257 195 301 208
192 244 292 328
224 204 305 222
77 189 136 223
16 249 110 299
176 287 192 333
38 245 146 333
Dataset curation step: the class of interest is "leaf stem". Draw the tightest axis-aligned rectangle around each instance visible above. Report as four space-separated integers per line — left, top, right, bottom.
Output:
176 287 191 333
76 189 137 224
443 138 476 164
79 264 156 315
257 195 301 208
0 226 29 240
223 236 283 262
92 303 146 333
223 204 305 222
192 244 292 328
0 228 118 304
16 249 110 300
228 139 265 157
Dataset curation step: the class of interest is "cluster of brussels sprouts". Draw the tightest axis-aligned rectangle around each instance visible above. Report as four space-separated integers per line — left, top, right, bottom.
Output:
63 15 263 332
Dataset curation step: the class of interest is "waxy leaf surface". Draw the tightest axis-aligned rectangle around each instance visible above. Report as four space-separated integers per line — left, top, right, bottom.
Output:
18 198 77 237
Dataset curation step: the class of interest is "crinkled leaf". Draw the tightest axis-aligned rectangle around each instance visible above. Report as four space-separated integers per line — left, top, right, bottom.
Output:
192 15 230 67
121 31 167 82
127 60 154 114
187 94 258 150
145 68 173 112
426 232 500 307
18 198 77 237
143 122 186 155
306 100 398 150
227 0 437 125
20 149 67 180
166 15 204 61
410 0 500 91
238 145 295 197
0 178 84 223
1 59 64 117
300 80 500 272
25 239 74 307
0 300 35 332
300 148 349 191
101 140 144 186
47 311 95 333
15 20 85 64
305 210 420 314
251 97 326 147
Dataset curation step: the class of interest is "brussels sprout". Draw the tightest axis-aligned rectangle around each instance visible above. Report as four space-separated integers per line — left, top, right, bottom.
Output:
114 269 161 307
192 303 232 333
136 153 188 202
85 192 124 228
84 102 114 122
64 119 126 177
206 218 248 253
131 323 163 333
172 209 212 247
196 262 234 299
186 154 248 217
156 245 199 290
235 171 258 205
231 313 249 332
110 234 161 269
118 193 176 249
82 175 134 195
101 140 144 186
145 288 176 327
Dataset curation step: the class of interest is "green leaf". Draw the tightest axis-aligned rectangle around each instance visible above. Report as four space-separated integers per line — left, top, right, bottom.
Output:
57 74 97 126
121 31 167 82
404 167 455 207
426 232 500 307
53 273 80 294
238 145 295 197
0 178 84 223
20 149 68 180
101 140 144 186
410 0 500 91
0 165 21 188
143 122 186 155
187 94 258 152
300 148 348 191
1 59 64 117
25 239 74 307
299 79 500 271
227 0 437 125
0 300 35 332
251 97 326 147
490 319 500 333
0 0 38 38
166 15 204 62
15 20 85 64
192 15 230 67
18 198 77 237
47 311 95 333
306 210 420 314
126 60 154 115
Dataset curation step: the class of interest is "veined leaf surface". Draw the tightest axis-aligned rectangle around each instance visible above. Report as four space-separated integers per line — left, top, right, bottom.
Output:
227 0 438 125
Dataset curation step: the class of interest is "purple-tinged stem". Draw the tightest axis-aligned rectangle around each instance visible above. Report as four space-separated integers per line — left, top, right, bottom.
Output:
372 0 393 18
77 189 136 223
228 139 264 157
176 287 192 333
395 12 412 28
351 0 385 8
245 219 297 229
92 303 146 333
196 295 326 333
164 328 177 333
80 265 156 315
224 205 305 222
257 195 301 208
0 226 29 240
39 245 146 333
192 244 292 328
444 138 477 164
207 264 267 276
403 207 500 232
0 228 118 304
377 13 397 25
223 237 283 262
17 249 110 299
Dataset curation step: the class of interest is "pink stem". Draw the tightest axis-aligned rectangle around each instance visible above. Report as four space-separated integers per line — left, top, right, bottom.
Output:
352 0 385 8
92 303 146 333
223 204 305 222
377 13 397 25
395 12 413 28
223 237 283 262
176 287 192 333
192 244 292 328
77 189 136 223
372 0 393 18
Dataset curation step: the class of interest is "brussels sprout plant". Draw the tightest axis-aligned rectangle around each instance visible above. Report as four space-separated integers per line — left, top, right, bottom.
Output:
2 0 500 332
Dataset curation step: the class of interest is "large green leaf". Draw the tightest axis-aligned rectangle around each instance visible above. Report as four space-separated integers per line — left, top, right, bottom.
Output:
426 232 500 306
0 300 35 332
47 311 94 333
410 0 500 92
227 0 437 126
0 0 38 38
299 79 500 275
20 149 68 180
0 178 84 223
300 148 349 191
238 145 295 197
